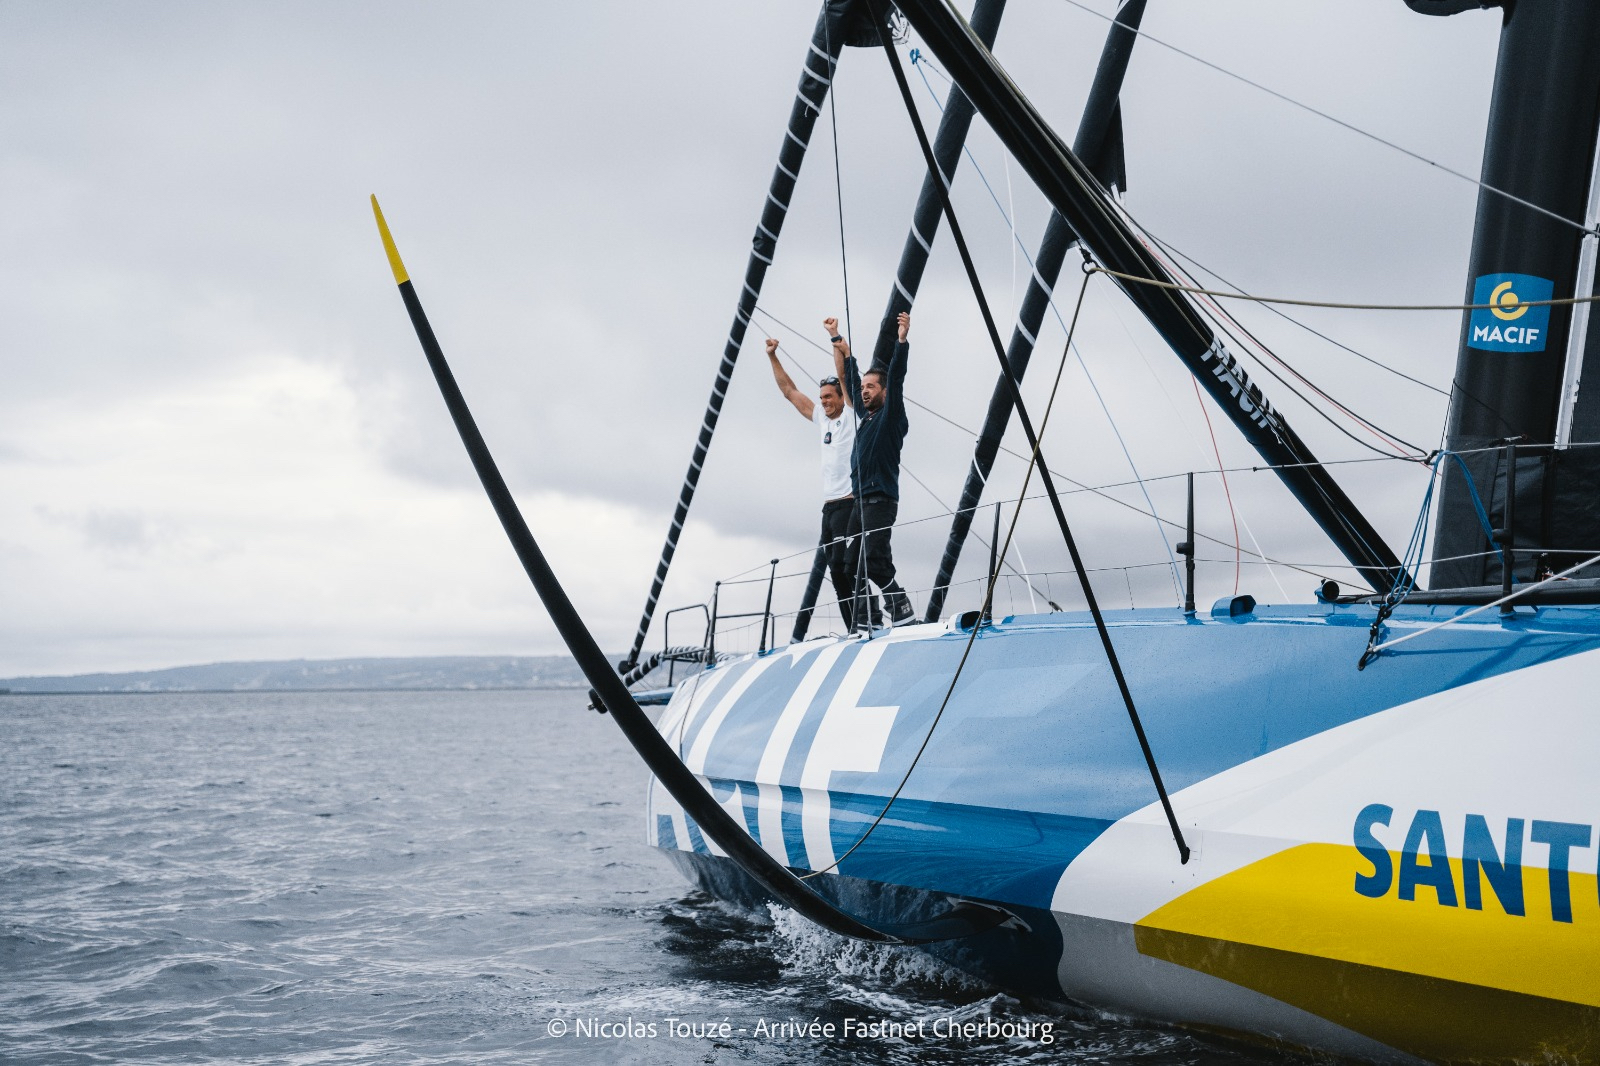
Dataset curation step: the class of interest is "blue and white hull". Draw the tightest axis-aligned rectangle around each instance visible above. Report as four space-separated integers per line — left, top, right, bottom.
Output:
645 602 1600 1062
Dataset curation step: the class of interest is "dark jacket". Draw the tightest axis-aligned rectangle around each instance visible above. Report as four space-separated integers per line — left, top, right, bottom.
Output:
843 340 910 500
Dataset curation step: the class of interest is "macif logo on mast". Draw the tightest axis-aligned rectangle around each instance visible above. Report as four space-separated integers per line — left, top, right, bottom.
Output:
1468 272 1554 352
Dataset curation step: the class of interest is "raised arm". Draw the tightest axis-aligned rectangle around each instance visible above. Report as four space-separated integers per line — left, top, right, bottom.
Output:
886 311 910 424
766 338 814 420
825 316 860 409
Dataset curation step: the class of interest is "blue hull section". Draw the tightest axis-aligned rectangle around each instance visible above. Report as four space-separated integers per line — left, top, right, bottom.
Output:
655 602 1600 913
645 601 1600 1061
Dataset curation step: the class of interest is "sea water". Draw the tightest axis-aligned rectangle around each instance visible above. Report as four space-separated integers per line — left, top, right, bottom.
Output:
1 690 1283 1064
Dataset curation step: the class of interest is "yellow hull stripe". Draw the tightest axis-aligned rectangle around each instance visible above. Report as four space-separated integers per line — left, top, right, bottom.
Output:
1139 843 1600 1005
1137 927 1600 1064
1135 843 1600 1060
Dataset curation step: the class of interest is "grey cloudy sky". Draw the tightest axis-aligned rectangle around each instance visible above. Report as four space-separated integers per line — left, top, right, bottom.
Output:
1 1 1505 676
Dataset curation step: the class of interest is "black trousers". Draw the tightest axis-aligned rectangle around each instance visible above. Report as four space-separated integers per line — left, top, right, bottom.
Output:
846 492 904 623
820 497 858 628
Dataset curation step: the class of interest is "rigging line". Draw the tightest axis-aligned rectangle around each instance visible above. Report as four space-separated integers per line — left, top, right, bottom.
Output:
1193 376 1241 595
831 29 875 641
899 462 1058 607
826 25 854 348
1114 226 1426 457
1099 285 1376 593
1234 493 1292 603
910 53 1183 597
771 340 1060 606
751 308 1372 581
754 307 1437 583
1134 272 1420 468
1089 264 1600 313
710 435 1526 589
1054 0 1600 239
801 269 1090 882
1006 121 1018 328
1153 264 1426 460
1124 212 1509 442
874 7 1189 864
708 461 1352 589
1366 552 1600 658
1124 218 1427 457
1134 223 1450 398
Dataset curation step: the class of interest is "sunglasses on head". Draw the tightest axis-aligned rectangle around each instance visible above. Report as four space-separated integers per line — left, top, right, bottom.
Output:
819 376 840 387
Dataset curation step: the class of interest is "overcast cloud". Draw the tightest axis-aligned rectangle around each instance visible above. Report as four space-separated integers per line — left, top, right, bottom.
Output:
1 1 1505 675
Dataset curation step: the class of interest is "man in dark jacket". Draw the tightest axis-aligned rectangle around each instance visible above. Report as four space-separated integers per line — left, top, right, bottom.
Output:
832 310 916 627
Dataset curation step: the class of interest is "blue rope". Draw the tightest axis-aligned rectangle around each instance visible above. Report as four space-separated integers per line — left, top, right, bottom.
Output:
911 52 1184 601
1440 450 1505 569
1359 450 1504 669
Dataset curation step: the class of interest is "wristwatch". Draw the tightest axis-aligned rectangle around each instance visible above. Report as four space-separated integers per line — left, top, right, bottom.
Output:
830 335 843 344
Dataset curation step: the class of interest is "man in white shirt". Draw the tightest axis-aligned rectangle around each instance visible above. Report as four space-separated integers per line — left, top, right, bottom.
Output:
765 330 863 631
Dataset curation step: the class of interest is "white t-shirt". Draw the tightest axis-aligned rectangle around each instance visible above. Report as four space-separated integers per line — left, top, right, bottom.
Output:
814 405 856 501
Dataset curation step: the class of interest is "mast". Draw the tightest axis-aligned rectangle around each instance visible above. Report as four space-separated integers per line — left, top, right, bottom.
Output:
1422 0 1600 589
623 1 861 669
894 0 1407 594
924 0 1145 623
791 0 1009 642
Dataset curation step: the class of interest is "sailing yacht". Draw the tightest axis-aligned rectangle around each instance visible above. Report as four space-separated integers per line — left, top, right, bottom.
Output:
377 0 1600 1059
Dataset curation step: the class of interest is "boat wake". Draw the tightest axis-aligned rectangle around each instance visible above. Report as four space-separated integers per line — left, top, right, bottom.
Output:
644 893 1280 1065
766 901 991 998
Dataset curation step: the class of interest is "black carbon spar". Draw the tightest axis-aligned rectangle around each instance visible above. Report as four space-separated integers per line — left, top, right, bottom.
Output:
369 197 1011 945
924 0 1146 623
893 0 1408 596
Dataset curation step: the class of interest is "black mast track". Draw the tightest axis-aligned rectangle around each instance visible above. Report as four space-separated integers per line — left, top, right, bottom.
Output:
624 1 859 670
894 0 1406 596
370 198 1009 945
791 0 1009 643
924 0 1145 624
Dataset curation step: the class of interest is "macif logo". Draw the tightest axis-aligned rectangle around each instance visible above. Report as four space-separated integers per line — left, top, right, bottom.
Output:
1468 273 1553 353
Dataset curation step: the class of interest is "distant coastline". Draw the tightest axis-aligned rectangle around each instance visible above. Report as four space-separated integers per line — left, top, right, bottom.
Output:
0 655 596 694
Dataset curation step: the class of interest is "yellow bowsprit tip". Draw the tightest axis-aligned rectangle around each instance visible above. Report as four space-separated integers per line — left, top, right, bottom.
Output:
370 195 410 286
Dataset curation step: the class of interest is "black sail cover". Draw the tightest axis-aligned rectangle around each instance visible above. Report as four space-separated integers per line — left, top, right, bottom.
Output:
1422 0 1600 588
